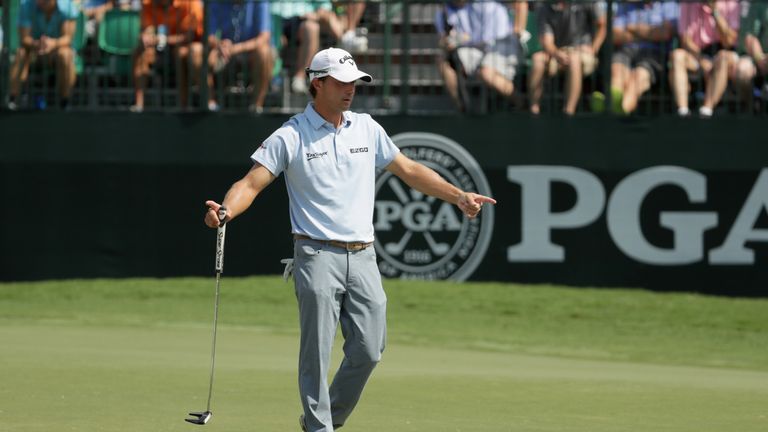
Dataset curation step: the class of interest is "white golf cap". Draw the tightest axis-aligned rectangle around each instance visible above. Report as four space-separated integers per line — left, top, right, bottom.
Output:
306 47 372 83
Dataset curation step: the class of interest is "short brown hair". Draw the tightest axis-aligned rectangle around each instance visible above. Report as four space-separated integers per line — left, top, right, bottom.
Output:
309 77 327 98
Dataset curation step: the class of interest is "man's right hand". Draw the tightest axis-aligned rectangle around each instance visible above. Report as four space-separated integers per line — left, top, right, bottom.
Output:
204 200 228 228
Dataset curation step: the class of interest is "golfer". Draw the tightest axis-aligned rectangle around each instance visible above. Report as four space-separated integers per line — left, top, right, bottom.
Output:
204 47 495 432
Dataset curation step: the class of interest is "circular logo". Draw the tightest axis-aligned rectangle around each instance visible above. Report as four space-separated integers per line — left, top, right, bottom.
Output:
374 132 494 281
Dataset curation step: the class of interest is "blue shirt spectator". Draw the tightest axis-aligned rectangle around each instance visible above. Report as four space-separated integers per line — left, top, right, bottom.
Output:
435 0 515 47
83 0 110 10
207 0 270 43
19 0 79 38
614 1 679 52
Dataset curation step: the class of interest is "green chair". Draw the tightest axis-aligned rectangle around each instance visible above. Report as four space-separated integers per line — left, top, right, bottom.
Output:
4 0 21 54
270 13 283 78
72 11 87 74
524 9 541 58
97 9 140 75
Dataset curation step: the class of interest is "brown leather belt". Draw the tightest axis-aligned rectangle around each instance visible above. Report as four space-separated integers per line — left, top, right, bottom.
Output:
293 234 373 252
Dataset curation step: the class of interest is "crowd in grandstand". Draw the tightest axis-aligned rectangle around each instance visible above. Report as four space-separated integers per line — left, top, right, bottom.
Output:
1 0 767 116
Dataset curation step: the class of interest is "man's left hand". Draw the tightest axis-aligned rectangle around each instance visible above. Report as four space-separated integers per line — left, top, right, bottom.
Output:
457 192 496 219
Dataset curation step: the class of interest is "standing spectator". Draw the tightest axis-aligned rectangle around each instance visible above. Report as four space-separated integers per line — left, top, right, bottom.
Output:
131 0 203 112
608 0 678 114
435 0 528 113
271 1 366 94
206 0 273 113
734 1 768 105
670 0 740 117
528 1 607 115
8 0 79 110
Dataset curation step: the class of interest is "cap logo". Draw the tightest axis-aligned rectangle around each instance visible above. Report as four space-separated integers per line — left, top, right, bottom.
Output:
339 55 354 65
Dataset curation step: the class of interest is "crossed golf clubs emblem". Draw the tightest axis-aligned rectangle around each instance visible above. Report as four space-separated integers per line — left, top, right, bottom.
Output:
382 176 452 257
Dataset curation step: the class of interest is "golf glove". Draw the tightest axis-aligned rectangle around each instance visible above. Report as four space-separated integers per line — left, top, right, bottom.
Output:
280 258 294 282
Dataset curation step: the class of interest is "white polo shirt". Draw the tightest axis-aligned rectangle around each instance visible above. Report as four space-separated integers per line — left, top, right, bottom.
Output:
252 103 400 243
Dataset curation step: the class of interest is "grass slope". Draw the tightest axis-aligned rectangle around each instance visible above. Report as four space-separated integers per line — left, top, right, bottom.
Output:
1 277 767 431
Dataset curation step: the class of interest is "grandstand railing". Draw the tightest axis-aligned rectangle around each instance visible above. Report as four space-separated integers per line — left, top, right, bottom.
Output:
1 0 766 116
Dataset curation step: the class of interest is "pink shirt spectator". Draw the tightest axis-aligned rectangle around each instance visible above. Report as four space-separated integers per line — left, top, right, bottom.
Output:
678 0 740 49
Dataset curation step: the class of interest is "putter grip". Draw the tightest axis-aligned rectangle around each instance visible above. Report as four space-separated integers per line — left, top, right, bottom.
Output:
215 207 227 273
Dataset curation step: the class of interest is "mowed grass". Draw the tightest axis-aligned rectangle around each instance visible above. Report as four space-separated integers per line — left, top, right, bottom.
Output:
1 277 767 432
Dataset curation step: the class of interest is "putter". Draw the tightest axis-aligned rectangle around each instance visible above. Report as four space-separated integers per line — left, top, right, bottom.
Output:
186 206 228 425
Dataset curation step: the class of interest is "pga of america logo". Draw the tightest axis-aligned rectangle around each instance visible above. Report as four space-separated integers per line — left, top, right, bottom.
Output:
374 132 494 281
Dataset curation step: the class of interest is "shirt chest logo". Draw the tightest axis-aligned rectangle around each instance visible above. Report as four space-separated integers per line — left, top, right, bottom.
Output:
350 147 369 154
306 151 329 161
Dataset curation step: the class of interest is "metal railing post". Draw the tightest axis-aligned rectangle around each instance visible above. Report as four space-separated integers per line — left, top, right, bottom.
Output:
1 5 9 103
200 0 210 112
399 0 410 115
382 0 392 110
604 0 613 116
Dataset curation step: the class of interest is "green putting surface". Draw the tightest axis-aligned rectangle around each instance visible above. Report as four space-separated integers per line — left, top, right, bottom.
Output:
1 277 767 431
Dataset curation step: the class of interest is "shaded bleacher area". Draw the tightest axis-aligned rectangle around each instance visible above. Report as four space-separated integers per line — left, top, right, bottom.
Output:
1 0 767 116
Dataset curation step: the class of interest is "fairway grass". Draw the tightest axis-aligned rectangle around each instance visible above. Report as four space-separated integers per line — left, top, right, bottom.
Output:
1 277 767 431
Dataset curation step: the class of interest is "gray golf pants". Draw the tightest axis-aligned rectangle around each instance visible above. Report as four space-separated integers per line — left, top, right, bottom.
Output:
293 239 387 432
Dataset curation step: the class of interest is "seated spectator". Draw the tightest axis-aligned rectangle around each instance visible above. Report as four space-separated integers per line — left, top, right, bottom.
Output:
528 1 607 115
435 0 527 113
82 0 113 37
271 1 366 94
206 0 273 113
8 0 79 110
131 0 203 112
608 0 678 114
670 0 740 117
336 1 368 52
734 1 768 106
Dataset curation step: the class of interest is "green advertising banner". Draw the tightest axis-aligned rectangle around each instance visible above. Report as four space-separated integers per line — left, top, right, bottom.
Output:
1 112 766 296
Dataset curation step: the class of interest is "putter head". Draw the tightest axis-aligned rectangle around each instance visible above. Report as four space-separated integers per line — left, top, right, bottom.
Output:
185 411 212 425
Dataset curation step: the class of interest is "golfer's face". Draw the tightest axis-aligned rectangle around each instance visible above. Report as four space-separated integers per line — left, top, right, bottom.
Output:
319 77 356 111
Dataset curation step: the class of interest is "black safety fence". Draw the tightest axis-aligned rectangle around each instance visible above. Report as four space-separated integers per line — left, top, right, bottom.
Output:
1 0 767 115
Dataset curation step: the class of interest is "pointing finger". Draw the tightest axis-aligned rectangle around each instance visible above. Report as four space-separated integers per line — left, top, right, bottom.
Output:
473 195 497 205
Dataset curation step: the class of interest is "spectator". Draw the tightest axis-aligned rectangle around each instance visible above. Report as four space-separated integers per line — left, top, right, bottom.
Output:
670 0 740 117
607 0 678 114
336 1 368 52
528 1 607 115
8 0 79 110
79 0 114 39
206 0 273 113
734 1 768 106
270 1 366 94
435 0 528 113
131 0 203 112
